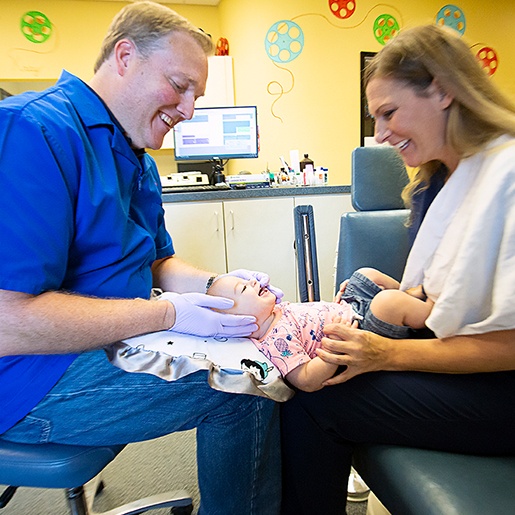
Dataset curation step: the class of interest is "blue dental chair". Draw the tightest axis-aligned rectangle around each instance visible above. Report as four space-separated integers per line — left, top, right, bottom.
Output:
337 145 515 515
335 145 410 286
0 439 193 514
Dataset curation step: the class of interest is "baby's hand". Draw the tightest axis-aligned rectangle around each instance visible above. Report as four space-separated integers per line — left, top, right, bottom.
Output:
406 284 426 300
334 279 350 303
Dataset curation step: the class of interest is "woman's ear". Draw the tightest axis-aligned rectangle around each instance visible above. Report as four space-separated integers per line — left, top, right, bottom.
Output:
432 79 454 110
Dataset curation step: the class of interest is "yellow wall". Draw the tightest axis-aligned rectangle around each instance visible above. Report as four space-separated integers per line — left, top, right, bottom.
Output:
1 0 514 183
0 1 221 80
219 0 515 181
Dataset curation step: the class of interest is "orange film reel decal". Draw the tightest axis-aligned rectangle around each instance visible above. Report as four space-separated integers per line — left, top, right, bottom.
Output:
476 46 498 76
329 0 357 20
216 37 229 56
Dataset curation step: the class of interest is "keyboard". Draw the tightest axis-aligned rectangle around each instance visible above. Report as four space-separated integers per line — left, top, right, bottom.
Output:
162 183 232 194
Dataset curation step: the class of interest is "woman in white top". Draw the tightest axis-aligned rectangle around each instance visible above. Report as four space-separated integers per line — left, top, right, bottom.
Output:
281 24 515 514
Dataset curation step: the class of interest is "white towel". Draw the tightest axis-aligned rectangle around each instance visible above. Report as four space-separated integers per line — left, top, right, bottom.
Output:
401 136 515 338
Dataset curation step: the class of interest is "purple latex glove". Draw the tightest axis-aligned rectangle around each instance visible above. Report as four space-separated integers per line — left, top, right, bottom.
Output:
224 269 284 303
159 292 257 337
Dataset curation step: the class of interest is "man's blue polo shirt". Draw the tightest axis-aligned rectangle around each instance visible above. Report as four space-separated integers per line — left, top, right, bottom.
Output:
0 71 175 434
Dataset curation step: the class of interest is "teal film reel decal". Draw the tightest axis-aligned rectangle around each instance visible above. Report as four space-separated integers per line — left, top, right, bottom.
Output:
265 20 304 63
21 11 52 43
436 5 466 35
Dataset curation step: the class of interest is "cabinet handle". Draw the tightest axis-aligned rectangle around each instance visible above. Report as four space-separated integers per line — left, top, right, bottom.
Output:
229 210 235 231
215 211 220 232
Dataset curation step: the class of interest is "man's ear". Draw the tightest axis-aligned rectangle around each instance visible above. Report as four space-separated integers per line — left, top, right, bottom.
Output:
113 39 135 76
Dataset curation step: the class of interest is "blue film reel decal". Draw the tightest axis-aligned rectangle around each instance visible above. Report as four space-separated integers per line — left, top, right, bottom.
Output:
265 20 304 63
436 5 466 35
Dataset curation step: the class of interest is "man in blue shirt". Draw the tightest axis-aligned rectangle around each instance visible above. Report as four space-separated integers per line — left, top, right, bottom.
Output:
0 2 281 513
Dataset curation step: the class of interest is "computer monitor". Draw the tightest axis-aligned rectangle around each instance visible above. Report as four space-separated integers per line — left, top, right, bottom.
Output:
173 105 258 161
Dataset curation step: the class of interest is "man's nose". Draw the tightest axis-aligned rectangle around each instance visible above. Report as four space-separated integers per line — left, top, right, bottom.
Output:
177 94 195 121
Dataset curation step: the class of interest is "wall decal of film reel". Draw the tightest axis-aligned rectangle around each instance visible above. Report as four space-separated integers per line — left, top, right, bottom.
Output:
475 46 498 76
436 4 466 35
21 11 52 43
265 20 304 64
328 0 356 19
373 14 399 45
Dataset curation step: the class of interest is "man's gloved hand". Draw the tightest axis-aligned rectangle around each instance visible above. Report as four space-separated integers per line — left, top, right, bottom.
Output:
223 269 284 303
159 292 257 337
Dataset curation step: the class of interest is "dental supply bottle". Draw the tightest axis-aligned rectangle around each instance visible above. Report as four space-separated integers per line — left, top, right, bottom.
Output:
299 154 314 171
315 167 325 185
299 154 314 186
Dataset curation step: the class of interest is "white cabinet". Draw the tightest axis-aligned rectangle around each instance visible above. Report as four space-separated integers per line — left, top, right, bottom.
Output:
164 197 298 300
163 192 351 303
223 198 297 301
294 194 353 301
161 56 234 149
163 201 226 274
196 56 234 108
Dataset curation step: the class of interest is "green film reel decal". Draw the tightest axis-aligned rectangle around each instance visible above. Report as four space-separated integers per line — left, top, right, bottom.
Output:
21 11 52 44
265 20 304 64
373 14 399 45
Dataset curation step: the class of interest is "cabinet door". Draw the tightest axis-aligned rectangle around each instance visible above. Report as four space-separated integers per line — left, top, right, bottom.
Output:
294 194 353 301
163 201 226 274
224 198 298 301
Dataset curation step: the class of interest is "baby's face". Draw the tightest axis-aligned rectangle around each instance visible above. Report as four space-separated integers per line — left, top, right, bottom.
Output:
209 276 276 320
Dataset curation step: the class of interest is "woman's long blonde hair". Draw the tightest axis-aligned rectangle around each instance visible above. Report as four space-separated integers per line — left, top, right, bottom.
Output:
364 24 515 206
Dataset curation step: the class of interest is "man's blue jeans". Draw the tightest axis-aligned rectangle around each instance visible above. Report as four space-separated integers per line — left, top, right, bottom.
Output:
2 349 281 515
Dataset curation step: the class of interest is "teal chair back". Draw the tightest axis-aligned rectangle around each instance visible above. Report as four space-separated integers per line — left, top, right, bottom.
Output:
335 146 410 290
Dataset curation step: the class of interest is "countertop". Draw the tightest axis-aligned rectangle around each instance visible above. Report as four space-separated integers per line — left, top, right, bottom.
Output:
162 184 350 203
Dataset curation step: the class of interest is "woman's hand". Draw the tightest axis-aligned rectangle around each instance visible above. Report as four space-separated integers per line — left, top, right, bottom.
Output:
317 322 392 385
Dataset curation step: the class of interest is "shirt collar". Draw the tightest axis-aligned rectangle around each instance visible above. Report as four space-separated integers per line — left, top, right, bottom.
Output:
56 70 145 159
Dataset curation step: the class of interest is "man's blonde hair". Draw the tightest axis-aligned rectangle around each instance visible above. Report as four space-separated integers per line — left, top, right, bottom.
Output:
364 24 515 206
94 1 213 73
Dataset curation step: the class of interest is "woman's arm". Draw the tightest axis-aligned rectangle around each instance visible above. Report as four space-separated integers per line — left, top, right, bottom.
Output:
317 323 515 385
285 357 338 392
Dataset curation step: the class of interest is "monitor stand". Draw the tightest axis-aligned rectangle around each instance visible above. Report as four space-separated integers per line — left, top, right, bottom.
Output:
212 159 226 185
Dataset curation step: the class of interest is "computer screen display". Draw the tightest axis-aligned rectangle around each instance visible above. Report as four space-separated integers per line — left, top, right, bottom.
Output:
173 106 258 161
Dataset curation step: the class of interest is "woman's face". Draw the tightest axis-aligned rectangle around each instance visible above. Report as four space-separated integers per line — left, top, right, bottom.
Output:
366 77 459 171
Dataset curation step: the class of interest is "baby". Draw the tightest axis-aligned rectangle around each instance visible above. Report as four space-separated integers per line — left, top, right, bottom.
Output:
208 268 433 392
208 275 353 392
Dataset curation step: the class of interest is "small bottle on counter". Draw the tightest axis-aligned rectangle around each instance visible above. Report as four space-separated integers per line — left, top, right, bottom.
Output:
299 154 314 171
315 167 325 185
300 154 315 186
